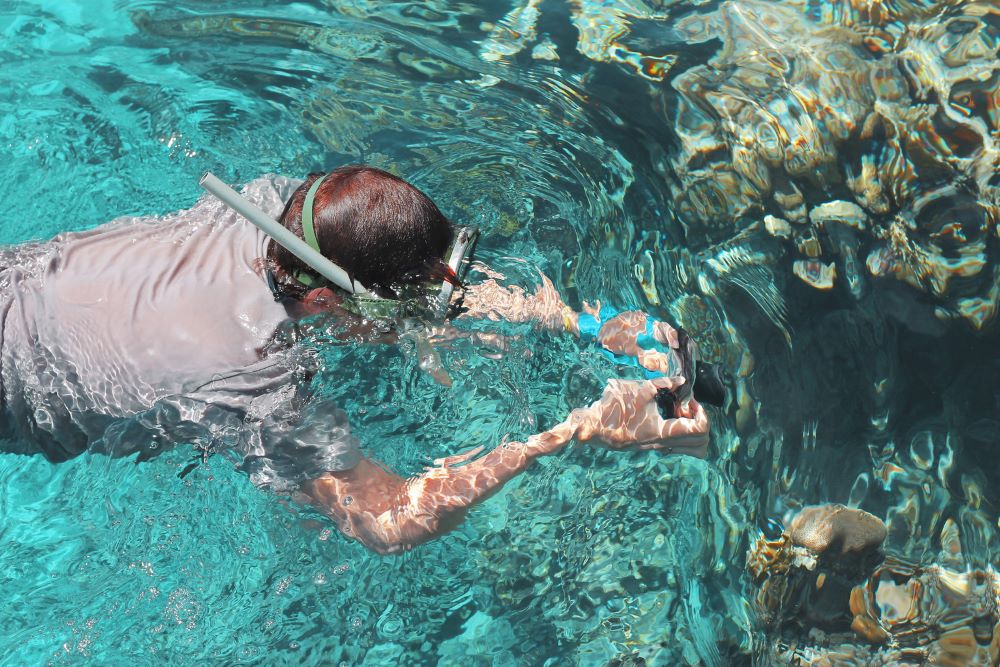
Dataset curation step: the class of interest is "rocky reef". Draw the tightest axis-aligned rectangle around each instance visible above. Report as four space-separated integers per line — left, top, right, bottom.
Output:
481 0 1000 329
667 0 1000 329
750 503 1000 666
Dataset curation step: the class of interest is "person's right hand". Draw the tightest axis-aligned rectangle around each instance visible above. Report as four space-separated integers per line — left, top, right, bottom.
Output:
570 378 709 456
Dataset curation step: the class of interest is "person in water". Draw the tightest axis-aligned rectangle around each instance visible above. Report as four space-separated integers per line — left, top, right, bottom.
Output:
0 165 710 554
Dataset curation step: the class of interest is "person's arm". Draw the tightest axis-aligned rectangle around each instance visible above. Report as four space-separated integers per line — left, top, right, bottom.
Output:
302 377 709 554
301 421 576 554
458 267 684 376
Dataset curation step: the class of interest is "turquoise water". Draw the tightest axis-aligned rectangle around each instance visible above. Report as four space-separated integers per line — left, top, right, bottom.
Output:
2 0 998 664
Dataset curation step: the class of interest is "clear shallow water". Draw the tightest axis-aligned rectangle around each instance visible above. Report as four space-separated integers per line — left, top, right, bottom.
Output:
1 0 997 664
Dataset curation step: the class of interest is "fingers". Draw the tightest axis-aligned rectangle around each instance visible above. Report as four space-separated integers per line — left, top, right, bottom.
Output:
651 320 680 348
432 446 485 467
471 331 518 352
425 324 464 347
580 379 707 448
644 376 683 398
657 400 708 441
415 335 453 387
626 399 709 453
634 431 709 454
636 349 673 374
581 299 601 319
619 311 648 328
424 365 453 387
603 378 676 414
596 312 644 341
576 378 710 453
536 271 557 293
568 407 597 442
531 272 569 328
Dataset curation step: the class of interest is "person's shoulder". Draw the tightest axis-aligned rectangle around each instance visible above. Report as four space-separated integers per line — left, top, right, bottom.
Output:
262 174 304 201
51 174 304 246
241 174 303 219
160 174 298 234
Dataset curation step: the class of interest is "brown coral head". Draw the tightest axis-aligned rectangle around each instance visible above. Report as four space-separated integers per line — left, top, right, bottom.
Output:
788 504 888 559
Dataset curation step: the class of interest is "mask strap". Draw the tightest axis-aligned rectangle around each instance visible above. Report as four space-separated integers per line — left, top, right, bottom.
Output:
199 172 372 296
296 173 330 287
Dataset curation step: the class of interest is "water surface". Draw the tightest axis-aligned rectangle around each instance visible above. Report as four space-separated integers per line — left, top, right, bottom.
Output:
1 0 997 664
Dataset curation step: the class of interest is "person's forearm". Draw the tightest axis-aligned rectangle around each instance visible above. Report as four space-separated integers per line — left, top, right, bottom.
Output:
454 267 669 347
457 271 580 334
303 421 577 554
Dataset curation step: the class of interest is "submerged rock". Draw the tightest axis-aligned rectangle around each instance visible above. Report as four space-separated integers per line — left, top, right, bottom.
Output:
787 504 886 557
809 201 867 230
749 503 1000 666
793 260 837 290
764 215 792 239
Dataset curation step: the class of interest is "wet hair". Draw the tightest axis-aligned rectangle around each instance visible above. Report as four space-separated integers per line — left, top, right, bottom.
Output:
269 165 455 297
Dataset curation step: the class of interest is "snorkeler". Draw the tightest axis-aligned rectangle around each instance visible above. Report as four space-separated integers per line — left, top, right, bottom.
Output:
0 165 710 554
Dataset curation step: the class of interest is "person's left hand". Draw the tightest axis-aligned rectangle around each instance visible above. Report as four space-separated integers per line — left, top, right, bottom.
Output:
424 324 524 359
458 265 569 331
569 378 709 456
596 311 681 376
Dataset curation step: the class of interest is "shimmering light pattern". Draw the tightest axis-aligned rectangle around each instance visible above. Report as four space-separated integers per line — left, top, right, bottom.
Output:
1 0 999 664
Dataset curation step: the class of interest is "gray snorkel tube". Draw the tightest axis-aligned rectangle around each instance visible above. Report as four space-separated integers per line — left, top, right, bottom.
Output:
199 172 374 297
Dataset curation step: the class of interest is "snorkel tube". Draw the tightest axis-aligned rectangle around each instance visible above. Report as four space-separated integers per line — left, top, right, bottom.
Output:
199 172 373 297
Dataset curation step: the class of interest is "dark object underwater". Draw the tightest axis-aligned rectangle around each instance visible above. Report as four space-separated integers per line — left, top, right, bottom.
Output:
693 362 729 407
655 388 678 420
655 362 729 419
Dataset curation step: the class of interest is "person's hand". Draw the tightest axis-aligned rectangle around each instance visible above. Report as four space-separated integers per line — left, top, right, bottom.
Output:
394 329 455 387
525 272 570 330
569 378 709 456
424 324 525 359
596 311 681 376
459 265 571 331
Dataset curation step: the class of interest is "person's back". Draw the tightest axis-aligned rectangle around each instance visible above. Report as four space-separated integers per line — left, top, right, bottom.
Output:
0 176 297 462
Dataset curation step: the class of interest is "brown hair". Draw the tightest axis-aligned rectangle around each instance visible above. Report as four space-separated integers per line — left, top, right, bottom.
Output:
269 165 455 297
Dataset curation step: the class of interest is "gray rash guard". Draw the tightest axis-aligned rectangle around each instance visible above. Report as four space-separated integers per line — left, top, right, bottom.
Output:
0 176 360 490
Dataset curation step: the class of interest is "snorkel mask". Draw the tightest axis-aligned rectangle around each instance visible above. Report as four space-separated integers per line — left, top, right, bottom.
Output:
199 172 477 318
434 225 478 318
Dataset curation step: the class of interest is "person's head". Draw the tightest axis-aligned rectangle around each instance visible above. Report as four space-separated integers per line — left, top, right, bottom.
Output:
270 165 455 297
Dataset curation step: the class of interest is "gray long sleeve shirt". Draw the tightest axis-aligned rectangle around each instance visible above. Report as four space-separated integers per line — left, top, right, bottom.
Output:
0 176 360 490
